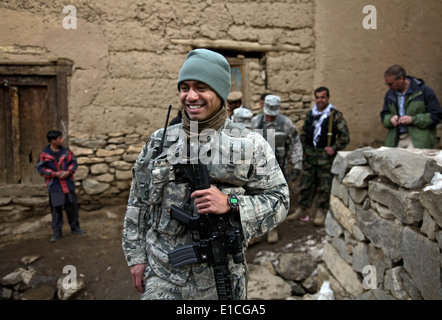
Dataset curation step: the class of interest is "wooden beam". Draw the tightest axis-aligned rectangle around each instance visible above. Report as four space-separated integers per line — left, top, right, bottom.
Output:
10 87 20 183
170 39 307 53
0 184 48 197
0 58 74 76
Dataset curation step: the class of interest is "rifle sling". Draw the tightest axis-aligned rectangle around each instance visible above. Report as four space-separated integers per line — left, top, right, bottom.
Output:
327 109 335 147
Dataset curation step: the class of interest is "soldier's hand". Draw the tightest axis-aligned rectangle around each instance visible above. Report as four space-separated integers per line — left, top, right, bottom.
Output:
130 263 147 293
291 169 301 182
191 186 230 215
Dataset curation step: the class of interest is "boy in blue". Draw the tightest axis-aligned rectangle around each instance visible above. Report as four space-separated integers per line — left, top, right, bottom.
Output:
36 130 85 242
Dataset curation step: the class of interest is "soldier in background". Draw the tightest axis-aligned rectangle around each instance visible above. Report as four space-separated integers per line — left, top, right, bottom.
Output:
251 95 303 243
227 91 252 121
122 49 289 300
233 106 254 129
259 93 270 111
251 95 303 183
288 87 350 226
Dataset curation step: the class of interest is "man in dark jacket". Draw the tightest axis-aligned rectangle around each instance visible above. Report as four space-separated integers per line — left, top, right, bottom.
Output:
380 65 442 149
36 130 85 242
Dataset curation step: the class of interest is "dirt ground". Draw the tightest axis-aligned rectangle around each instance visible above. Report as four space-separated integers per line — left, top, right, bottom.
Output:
0 190 325 300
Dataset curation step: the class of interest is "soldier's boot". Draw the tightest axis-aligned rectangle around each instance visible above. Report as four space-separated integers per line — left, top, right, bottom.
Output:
287 207 305 221
313 208 326 226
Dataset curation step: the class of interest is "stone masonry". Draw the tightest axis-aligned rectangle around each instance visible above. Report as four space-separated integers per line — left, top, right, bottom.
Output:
322 147 442 300
0 133 148 232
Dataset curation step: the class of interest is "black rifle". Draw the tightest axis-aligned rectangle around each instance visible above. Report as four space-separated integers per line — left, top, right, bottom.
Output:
157 105 172 156
167 161 245 300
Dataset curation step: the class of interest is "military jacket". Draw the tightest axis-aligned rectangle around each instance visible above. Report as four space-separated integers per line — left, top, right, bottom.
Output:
122 118 289 290
301 108 350 166
251 114 303 173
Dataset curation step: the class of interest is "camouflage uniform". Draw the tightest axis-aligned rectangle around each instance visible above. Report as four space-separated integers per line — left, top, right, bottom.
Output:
122 118 289 300
251 113 303 179
298 108 350 209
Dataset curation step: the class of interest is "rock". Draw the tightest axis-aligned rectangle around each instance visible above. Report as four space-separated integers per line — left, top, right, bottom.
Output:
90 163 109 174
69 146 93 157
331 147 372 182
401 227 442 300
1 287 13 299
21 284 55 300
82 179 110 195
368 179 424 224
266 229 279 244
20 255 41 265
1 267 35 286
274 252 316 282
56 276 85 300
96 148 124 157
419 188 442 228
342 166 376 188
365 147 440 189
13 220 44 235
247 264 292 300
321 243 364 298
355 206 403 262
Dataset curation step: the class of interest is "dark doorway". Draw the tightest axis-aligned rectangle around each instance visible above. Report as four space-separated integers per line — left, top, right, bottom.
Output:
0 59 72 186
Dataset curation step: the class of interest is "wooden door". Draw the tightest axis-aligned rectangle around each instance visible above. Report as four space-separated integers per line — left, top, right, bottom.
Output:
0 76 59 184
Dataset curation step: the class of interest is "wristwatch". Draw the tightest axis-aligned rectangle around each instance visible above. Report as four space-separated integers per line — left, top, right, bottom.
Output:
227 194 239 213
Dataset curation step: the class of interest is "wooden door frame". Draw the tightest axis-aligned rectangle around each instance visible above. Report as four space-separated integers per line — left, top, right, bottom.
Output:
0 58 73 143
226 56 251 109
0 58 73 189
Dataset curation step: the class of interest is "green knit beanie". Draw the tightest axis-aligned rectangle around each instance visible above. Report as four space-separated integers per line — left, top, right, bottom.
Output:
177 49 231 103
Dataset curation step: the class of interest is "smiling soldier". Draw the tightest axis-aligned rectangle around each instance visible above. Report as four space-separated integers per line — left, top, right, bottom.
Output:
122 49 289 300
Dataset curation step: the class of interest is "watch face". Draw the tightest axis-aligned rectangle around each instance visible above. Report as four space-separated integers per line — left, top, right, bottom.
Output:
228 195 239 211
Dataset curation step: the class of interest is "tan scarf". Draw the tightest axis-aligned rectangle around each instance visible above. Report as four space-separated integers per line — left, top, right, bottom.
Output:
181 106 227 138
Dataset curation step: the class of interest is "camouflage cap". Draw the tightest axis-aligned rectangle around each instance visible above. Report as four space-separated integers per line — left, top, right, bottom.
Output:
234 107 253 122
263 95 281 116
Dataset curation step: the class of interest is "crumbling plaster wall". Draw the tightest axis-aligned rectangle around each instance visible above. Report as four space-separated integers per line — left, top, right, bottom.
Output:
2 1 441 149
0 0 316 140
314 0 442 149
1 1 441 212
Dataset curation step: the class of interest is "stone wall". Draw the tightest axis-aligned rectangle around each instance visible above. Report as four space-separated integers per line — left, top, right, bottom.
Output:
69 133 147 211
0 133 147 232
321 147 442 300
